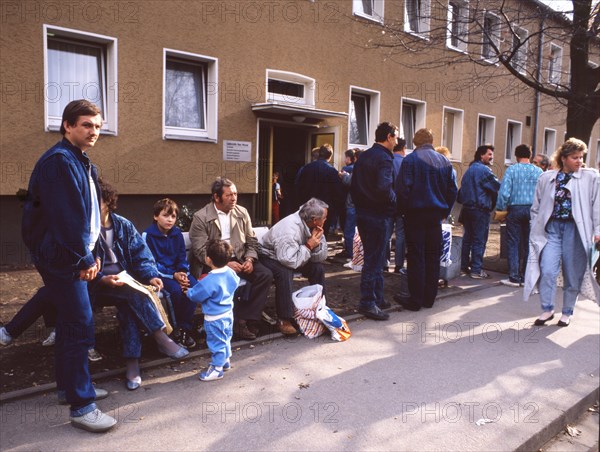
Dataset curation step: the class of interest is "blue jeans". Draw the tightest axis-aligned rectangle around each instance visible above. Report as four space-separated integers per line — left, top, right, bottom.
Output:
161 275 198 331
539 219 587 316
356 212 392 309
94 285 166 359
5 286 55 338
461 208 491 274
343 206 357 257
506 206 531 283
38 267 97 417
204 312 233 367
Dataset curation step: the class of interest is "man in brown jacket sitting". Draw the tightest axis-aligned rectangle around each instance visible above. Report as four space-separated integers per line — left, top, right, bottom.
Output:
189 177 273 340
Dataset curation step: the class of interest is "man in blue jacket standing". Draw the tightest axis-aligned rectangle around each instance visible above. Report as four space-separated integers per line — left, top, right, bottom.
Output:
350 122 398 320
458 145 501 279
395 129 457 311
21 100 116 432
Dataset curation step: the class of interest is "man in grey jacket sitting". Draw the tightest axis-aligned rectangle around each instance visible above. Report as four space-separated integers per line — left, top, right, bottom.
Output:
259 198 329 335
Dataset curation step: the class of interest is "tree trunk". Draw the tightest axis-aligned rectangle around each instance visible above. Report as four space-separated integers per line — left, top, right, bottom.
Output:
565 96 598 145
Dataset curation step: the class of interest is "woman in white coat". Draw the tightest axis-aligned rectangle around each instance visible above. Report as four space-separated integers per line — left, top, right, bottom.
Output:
524 138 600 327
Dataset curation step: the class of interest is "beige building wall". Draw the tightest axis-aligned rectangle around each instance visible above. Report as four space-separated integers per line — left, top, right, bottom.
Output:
1 0 599 264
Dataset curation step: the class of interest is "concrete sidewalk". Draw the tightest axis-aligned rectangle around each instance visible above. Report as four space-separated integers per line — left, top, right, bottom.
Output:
1 280 598 451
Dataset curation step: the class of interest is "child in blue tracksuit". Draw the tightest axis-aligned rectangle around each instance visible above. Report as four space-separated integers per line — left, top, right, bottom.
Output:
144 198 198 347
187 239 240 381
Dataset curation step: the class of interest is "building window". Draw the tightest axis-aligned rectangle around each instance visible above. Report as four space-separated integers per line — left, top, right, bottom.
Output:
442 107 464 161
348 87 380 148
44 25 117 133
481 12 500 62
163 49 218 142
548 44 563 85
477 114 496 147
447 1 468 52
596 140 600 169
505 120 522 163
400 98 426 151
511 27 528 74
353 0 384 22
405 0 431 36
543 128 556 155
266 70 315 107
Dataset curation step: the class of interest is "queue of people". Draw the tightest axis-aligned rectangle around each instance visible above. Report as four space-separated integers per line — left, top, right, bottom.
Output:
0 103 598 435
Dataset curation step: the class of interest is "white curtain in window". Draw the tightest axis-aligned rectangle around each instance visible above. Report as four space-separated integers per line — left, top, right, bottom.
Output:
444 111 455 153
350 94 368 145
165 60 205 129
402 104 416 145
47 39 105 118
506 124 515 160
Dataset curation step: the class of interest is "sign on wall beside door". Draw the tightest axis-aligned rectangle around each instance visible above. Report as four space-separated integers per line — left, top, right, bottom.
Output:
223 140 252 162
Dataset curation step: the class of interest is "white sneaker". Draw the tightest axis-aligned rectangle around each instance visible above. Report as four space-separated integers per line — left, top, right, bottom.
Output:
500 279 521 287
42 329 56 346
70 409 117 433
0 327 13 346
199 365 224 381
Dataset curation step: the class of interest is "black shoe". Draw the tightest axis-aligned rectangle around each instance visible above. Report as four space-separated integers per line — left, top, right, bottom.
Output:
179 330 196 348
377 299 392 309
358 305 390 320
534 313 555 326
336 250 350 259
393 295 421 311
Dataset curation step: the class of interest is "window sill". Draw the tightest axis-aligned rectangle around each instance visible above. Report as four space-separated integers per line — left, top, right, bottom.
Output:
404 29 430 41
352 12 383 24
45 125 117 136
446 44 468 54
164 134 217 143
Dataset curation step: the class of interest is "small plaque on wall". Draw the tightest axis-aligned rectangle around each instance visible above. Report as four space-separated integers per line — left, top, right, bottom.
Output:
223 141 252 162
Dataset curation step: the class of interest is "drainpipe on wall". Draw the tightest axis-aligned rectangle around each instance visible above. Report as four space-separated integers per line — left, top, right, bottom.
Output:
532 13 545 154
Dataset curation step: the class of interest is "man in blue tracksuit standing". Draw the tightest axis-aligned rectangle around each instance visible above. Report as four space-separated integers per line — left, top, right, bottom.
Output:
21 100 116 432
458 145 501 279
395 129 457 311
350 122 398 320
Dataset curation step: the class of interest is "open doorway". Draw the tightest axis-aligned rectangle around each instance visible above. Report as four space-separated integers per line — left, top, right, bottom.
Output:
256 122 340 225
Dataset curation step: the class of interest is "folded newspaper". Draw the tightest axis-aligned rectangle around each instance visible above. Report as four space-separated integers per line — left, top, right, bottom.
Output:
115 271 173 335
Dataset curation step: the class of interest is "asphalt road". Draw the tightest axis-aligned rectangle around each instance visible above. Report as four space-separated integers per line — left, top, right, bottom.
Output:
1 284 598 451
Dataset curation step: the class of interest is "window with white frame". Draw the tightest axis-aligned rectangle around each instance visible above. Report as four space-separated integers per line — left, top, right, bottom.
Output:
548 44 563 84
543 128 556 155
266 70 315 107
442 107 464 161
505 120 522 162
348 87 380 148
44 25 117 133
353 0 384 22
481 12 500 62
400 98 426 151
163 49 218 142
447 1 468 52
477 114 496 147
511 27 528 74
405 0 431 36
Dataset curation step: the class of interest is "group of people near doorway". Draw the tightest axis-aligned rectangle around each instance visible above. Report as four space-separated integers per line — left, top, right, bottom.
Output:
0 100 598 434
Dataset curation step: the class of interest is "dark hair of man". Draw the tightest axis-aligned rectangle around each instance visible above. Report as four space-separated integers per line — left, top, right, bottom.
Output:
472 144 495 164
211 177 234 199
60 99 102 135
514 144 532 159
344 149 356 163
374 122 398 143
153 198 179 218
98 178 118 212
319 144 333 160
206 239 232 268
395 138 407 151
